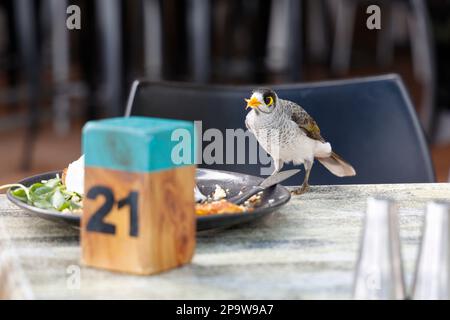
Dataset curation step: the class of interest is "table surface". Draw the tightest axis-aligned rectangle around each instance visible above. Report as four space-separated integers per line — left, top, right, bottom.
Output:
1 183 450 299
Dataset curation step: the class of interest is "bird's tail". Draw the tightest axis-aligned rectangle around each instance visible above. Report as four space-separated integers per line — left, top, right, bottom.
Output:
317 152 356 177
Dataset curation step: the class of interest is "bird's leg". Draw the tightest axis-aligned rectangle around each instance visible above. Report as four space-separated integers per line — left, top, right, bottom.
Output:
271 159 284 176
293 160 313 195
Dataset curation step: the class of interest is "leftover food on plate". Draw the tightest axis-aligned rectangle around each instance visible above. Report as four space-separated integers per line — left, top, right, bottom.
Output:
195 199 249 216
0 175 82 213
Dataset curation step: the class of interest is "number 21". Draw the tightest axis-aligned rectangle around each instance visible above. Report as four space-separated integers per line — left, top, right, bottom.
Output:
86 186 139 237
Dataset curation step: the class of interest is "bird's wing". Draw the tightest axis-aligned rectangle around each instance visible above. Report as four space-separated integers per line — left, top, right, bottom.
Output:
283 99 325 142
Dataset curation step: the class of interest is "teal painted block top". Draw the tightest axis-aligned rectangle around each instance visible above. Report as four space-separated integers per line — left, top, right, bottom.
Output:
83 116 196 173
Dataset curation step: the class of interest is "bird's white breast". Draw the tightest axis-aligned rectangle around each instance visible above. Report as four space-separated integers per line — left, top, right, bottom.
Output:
246 110 331 165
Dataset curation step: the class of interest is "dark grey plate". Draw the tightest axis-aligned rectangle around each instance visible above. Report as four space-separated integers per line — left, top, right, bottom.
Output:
7 169 291 231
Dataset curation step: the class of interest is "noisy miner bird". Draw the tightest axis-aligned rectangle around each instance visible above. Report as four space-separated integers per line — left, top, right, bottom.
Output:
245 88 356 195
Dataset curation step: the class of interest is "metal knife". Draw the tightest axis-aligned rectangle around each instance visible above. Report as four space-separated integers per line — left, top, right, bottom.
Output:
227 169 300 205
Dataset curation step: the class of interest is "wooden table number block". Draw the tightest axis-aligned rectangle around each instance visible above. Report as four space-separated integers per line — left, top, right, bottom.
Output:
81 116 196 274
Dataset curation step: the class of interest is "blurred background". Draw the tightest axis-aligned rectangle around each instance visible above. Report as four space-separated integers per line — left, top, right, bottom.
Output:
0 0 449 185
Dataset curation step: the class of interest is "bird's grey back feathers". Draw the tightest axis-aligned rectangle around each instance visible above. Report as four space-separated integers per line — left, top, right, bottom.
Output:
279 99 325 142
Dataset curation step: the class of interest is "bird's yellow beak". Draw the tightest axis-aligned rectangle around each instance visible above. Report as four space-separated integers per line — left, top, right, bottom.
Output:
245 96 262 109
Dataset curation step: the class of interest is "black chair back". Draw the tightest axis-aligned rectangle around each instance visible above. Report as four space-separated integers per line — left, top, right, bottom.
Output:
125 74 435 185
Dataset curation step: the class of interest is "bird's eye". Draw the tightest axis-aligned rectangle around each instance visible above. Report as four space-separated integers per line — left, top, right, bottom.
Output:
265 96 274 106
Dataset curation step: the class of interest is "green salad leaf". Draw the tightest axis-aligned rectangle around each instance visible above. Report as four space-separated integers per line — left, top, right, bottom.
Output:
0 175 83 213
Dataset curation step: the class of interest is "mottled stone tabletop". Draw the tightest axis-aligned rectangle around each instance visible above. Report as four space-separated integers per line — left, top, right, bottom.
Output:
1 183 450 300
